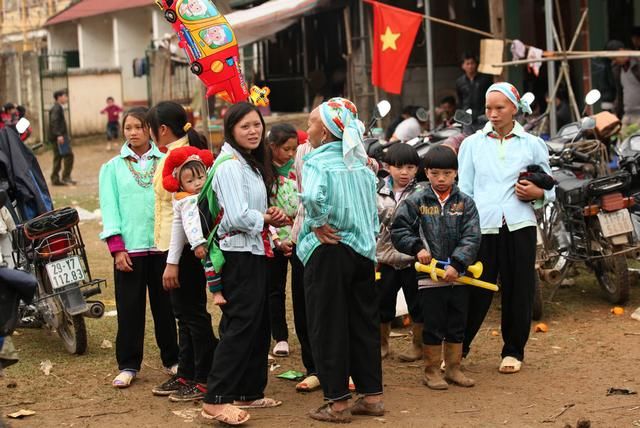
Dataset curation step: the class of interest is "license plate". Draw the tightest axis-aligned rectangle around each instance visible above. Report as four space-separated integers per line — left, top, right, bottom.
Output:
597 209 634 238
45 256 85 289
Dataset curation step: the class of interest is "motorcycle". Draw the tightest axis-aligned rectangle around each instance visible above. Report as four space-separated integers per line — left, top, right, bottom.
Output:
0 187 106 354
536 138 638 306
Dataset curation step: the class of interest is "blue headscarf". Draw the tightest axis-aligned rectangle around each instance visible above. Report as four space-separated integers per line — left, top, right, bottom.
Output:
318 97 367 169
486 82 532 115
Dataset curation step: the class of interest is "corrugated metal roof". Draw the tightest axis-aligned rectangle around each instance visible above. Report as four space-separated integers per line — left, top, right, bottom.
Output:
46 0 153 26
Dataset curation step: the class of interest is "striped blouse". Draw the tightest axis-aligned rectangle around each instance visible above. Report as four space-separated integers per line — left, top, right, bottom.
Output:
296 141 379 265
212 143 268 255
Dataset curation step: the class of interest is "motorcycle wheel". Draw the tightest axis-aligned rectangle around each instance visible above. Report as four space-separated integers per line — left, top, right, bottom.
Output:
593 255 630 304
532 274 543 321
56 312 87 355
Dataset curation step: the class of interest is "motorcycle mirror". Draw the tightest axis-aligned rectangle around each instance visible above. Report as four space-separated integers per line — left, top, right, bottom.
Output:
0 190 7 208
453 109 473 126
580 116 597 130
521 92 535 106
373 100 391 120
415 107 429 123
585 89 601 106
15 117 30 134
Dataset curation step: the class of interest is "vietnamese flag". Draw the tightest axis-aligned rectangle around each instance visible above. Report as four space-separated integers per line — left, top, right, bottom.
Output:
366 0 423 94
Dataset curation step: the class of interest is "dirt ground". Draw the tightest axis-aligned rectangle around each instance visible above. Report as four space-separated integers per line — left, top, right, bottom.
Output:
2 139 640 428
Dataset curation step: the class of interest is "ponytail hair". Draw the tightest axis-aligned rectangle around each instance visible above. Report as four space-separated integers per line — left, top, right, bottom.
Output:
147 101 208 149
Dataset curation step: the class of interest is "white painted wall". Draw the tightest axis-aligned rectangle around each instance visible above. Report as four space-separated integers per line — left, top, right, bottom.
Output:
113 8 151 103
79 15 115 69
68 70 123 136
47 23 78 54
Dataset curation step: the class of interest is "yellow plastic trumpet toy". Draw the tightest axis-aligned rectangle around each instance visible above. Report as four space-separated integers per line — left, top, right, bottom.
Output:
375 272 381 281
414 259 499 292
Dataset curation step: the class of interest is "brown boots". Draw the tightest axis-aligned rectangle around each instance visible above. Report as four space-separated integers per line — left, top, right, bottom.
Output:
443 342 474 387
398 323 423 362
423 342 474 390
380 323 391 359
422 345 448 390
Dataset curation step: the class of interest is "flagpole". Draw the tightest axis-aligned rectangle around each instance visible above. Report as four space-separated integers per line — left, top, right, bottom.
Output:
424 0 435 130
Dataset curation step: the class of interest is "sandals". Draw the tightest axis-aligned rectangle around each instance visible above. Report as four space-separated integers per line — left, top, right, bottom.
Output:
349 397 385 416
234 397 282 409
200 405 250 426
296 375 321 392
309 403 352 423
348 376 356 392
499 356 522 374
273 341 290 357
112 370 136 388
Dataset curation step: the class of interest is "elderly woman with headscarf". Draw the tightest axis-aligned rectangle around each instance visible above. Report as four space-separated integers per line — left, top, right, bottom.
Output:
297 97 384 423
458 82 555 375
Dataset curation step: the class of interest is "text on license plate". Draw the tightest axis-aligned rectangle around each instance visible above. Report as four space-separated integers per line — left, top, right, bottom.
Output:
45 256 85 289
597 209 634 238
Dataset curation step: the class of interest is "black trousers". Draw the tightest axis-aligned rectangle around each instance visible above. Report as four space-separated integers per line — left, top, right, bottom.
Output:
420 285 469 345
170 248 217 384
205 252 270 404
266 250 289 342
51 141 74 182
291 247 315 375
305 244 383 402
463 226 536 361
377 264 422 323
113 254 178 371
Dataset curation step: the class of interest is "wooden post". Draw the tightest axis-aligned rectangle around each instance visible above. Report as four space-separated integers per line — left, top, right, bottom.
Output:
580 0 592 113
488 0 506 80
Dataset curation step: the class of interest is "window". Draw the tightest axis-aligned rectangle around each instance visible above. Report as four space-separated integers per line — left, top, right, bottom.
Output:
198 24 233 50
177 0 219 21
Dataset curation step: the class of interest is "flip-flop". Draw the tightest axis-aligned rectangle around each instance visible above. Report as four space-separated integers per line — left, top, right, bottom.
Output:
200 405 250 426
112 370 136 388
348 376 356 392
296 375 321 392
499 356 522 374
234 397 282 409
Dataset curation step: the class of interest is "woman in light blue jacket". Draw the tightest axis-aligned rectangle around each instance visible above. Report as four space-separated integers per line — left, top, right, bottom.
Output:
99 107 178 388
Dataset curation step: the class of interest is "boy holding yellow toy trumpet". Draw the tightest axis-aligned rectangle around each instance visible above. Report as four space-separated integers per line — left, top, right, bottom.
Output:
391 145 481 390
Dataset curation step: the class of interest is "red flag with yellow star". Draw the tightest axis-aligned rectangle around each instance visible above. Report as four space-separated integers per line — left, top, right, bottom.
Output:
366 0 423 94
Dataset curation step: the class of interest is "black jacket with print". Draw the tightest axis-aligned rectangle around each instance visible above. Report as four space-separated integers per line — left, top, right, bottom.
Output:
390 184 481 285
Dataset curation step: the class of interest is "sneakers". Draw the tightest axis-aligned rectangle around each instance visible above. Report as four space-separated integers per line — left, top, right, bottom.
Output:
169 382 207 402
152 375 188 396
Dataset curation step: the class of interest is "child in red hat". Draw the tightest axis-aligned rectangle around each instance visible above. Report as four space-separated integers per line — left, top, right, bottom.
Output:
162 146 225 305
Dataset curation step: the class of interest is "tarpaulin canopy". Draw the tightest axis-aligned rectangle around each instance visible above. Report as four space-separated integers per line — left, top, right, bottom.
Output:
227 0 322 46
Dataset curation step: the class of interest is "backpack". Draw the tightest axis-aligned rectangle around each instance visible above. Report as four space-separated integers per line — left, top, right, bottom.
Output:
197 153 235 276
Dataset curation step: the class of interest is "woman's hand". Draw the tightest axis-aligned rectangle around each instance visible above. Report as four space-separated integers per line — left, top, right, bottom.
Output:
515 180 544 201
264 207 288 227
162 263 180 291
313 224 341 244
114 251 133 272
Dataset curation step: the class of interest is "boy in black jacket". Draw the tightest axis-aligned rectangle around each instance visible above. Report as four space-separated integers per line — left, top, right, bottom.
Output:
391 146 481 390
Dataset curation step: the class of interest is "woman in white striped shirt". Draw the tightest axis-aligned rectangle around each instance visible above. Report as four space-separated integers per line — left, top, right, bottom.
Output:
201 103 287 426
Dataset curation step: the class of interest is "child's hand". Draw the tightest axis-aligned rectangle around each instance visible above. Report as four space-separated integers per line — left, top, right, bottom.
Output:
442 265 459 282
280 240 293 257
194 245 206 260
417 249 432 265
212 291 227 306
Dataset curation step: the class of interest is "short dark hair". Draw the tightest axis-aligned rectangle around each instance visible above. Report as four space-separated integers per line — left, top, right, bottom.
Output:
423 145 458 170
461 51 478 64
384 143 420 167
53 89 67 100
439 96 456 106
16 105 26 118
179 160 207 189
3 103 15 112
106 96 114 102
267 123 297 147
